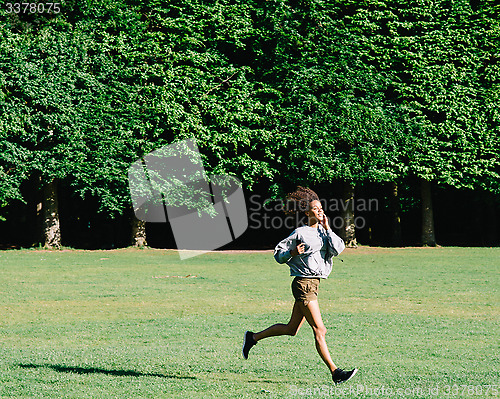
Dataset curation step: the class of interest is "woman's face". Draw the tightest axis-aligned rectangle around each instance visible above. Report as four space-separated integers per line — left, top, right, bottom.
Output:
306 200 324 222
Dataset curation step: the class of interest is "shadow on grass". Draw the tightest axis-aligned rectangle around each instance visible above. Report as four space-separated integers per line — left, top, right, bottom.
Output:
18 363 196 379
247 379 283 384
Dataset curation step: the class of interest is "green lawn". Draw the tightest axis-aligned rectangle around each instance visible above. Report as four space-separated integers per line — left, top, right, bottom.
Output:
0 247 498 398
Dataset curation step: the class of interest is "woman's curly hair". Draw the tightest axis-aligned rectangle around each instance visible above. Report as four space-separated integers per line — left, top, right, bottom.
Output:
283 186 319 216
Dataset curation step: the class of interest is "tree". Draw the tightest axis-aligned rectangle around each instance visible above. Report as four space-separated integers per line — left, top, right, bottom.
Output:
247 0 410 245
1 0 498 248
1 0 277 247
0 3 151 247
387 0 500 244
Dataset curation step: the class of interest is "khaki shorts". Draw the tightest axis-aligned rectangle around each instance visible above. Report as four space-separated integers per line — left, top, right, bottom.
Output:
291 277 320 306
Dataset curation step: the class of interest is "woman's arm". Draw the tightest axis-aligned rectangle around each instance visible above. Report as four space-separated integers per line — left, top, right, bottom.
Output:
320 214 345 256
274 230 302 264
326 230 345 256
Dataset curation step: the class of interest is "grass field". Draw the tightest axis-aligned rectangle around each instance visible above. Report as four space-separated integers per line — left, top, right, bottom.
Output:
0 247 498 398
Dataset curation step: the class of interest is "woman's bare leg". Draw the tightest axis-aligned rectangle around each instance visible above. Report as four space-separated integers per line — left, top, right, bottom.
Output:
253 301 306 341
298 299 337 373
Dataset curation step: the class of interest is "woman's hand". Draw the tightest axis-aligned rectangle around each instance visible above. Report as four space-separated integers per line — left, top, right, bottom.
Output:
291 243 305 257
320 214 330 230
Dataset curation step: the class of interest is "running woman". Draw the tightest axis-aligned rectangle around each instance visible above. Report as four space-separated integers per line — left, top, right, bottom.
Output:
242 186 358 384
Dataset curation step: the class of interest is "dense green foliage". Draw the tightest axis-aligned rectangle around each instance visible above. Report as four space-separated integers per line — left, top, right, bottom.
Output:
0 0 498 242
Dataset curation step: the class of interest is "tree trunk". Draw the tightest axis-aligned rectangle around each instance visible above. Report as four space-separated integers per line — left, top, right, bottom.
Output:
340 180 357 247
42 178 61 249
389 181 402 246
130 214 147 247
421 178 436 246
35 172 44 246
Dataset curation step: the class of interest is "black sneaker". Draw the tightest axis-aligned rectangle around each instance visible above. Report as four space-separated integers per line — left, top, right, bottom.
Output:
332 368 358 384
242 331 257 359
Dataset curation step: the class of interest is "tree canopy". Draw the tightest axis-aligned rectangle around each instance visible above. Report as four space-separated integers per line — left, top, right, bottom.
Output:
0 0 498 245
